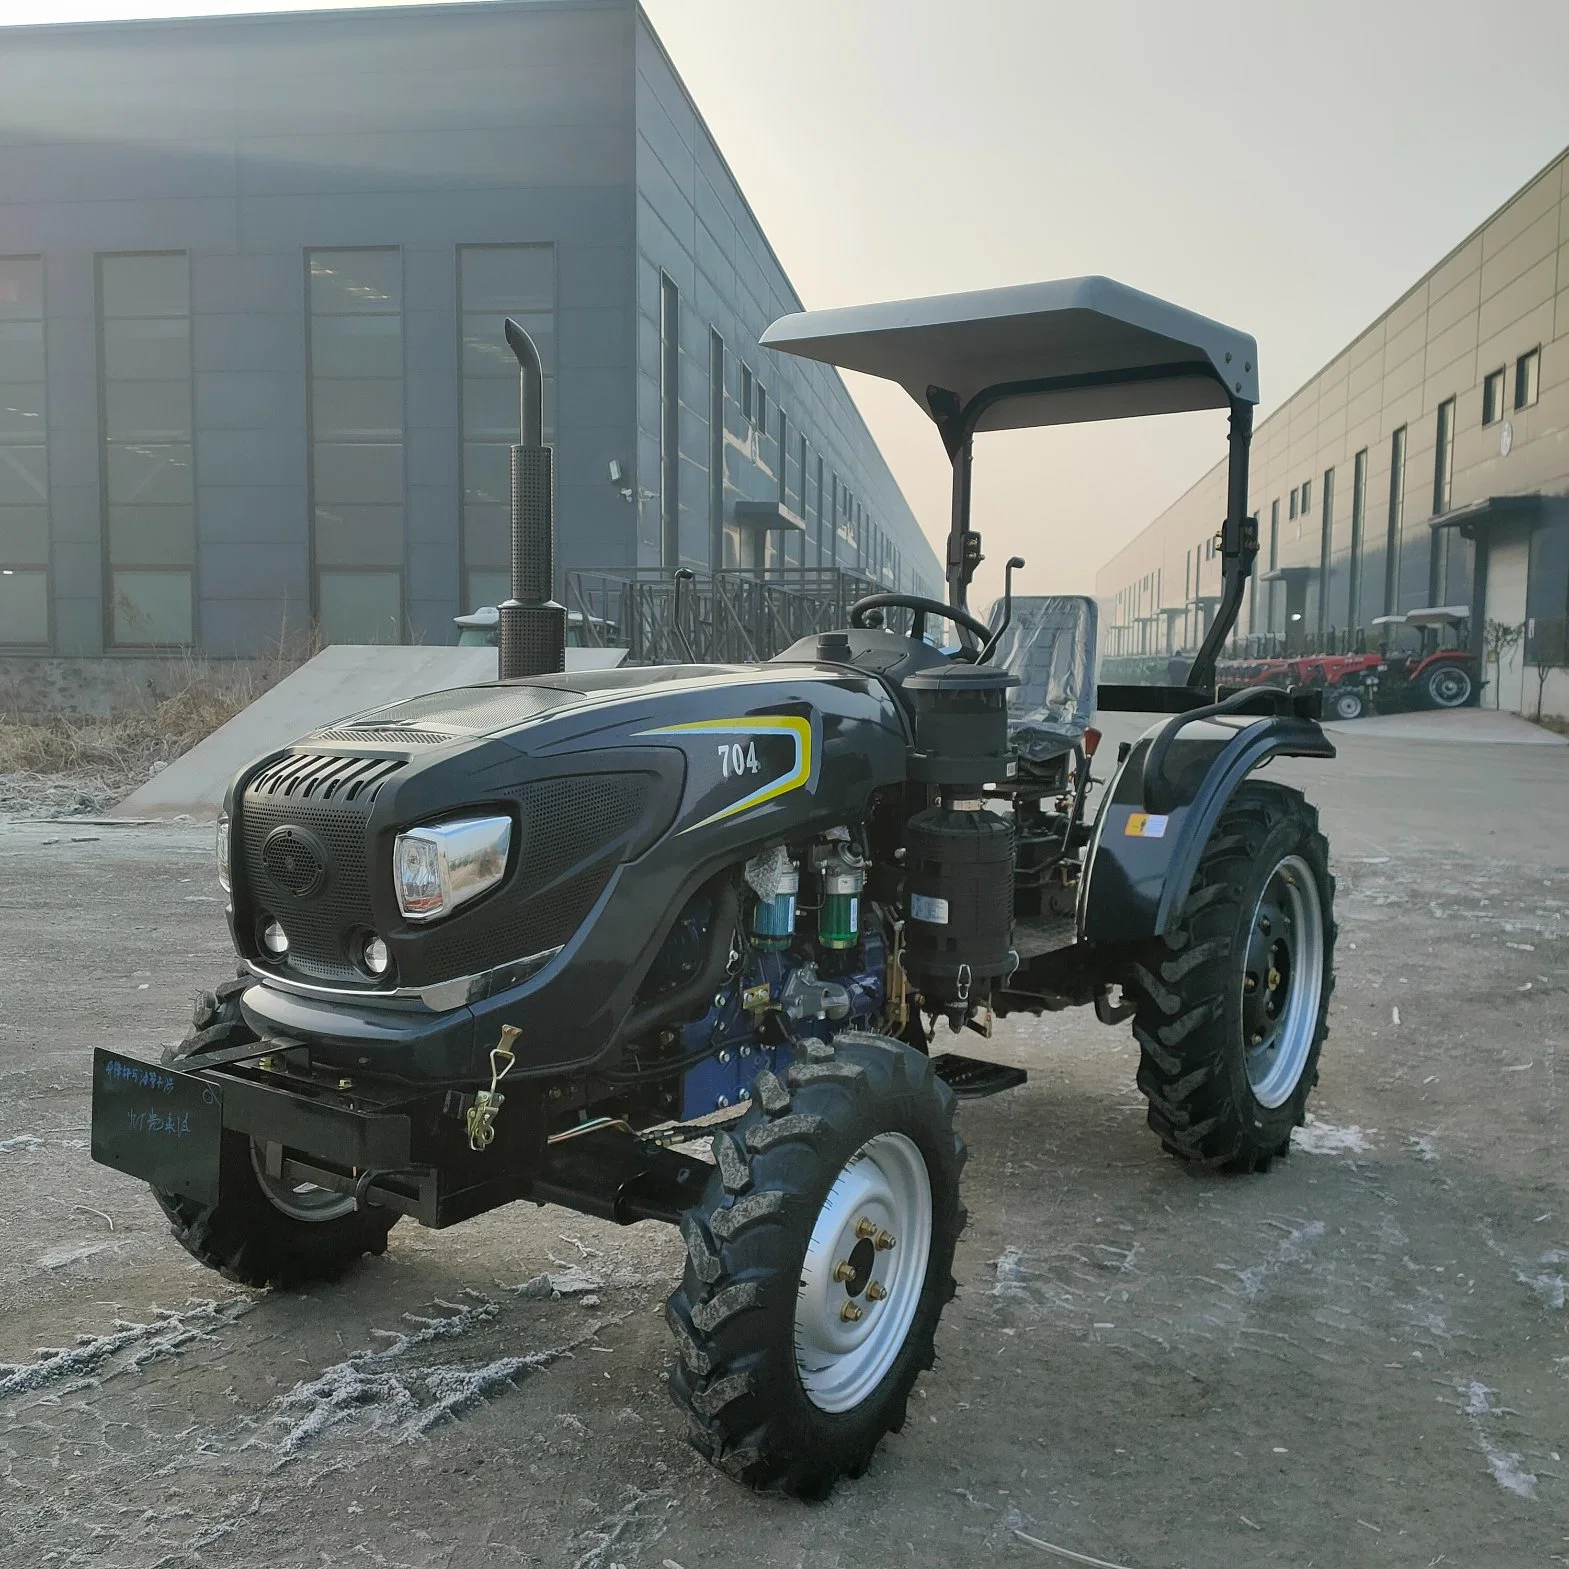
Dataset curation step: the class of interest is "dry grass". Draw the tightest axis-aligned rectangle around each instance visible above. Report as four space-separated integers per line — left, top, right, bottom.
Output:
1531 712 1569 738
0 629 321 813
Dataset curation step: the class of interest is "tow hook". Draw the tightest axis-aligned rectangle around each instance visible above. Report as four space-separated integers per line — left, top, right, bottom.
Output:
466 1025 520 1151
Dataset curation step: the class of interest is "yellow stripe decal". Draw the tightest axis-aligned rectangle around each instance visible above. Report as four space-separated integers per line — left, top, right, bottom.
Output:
637 714 813 832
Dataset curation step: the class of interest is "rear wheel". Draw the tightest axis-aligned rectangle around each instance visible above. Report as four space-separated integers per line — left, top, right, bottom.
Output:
1421 661 1474 709
1325 685 1365 721
1126 781 1335 1171
666 1031 965 1497
150 975 397 1288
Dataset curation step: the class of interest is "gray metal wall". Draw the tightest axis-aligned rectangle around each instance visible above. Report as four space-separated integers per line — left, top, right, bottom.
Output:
0 0 637 657
631 13 937 595
0 0 938 660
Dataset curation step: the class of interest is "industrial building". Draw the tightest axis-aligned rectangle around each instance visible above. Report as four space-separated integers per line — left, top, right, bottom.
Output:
1097 146 1569 715
0 0 939 660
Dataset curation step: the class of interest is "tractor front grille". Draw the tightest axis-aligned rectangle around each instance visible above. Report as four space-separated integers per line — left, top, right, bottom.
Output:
236 753 659 992
240 753 404 985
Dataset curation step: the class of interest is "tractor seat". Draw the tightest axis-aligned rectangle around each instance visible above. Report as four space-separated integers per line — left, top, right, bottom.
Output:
986 594 1099 763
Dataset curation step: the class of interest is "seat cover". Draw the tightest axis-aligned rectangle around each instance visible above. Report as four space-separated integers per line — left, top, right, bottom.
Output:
987 594 1098 761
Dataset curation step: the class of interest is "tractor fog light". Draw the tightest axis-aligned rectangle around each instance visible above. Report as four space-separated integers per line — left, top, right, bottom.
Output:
363 934 391 976
261 917 289 956
394 815 512 922
216 812 231 892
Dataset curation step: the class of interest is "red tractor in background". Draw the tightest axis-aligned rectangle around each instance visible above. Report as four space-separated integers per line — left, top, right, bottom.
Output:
1219 607 1479 721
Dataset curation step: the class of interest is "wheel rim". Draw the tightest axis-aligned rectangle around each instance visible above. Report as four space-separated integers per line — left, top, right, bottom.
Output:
1429 666 1471 706
248 1140 358 1222
1240 854 1325 1109
1332 690 1362 720
794 1131 933 1414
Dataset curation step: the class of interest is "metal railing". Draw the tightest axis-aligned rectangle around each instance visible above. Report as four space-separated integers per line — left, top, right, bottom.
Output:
564 567 885 665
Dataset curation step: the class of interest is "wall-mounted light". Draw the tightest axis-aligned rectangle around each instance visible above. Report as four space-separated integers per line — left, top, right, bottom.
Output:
607 458 623 485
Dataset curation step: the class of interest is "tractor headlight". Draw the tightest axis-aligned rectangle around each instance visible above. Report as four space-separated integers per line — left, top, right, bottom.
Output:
394 815 512 922
216 813 231 892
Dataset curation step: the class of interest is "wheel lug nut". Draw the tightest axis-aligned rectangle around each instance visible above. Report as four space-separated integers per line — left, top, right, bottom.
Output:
866 1281 888 1301
833 1260 856 1283
841 1301 863 1322
1244 975 1257 993
1259 917 1271 934
875 1230 896 1251
855 1217 877 1240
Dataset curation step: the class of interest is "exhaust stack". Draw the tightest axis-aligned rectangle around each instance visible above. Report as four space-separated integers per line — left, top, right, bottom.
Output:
497 317 567 680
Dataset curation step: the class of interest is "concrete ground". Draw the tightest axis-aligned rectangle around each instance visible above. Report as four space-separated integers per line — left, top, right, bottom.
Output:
2 721 1567 1569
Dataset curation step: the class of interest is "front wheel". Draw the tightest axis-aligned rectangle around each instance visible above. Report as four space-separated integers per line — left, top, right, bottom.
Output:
1421 661 1475 709
666 1031 965 1497
1325 685 1366 721
151 975 398 1288
1125 781 1336 1171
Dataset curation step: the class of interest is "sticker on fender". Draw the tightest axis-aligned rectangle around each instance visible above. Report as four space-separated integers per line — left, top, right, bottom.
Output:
1124 812 1170 839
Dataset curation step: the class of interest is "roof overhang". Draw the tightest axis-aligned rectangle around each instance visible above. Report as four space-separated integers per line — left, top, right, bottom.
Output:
732 500 806 533
1262 565 1319 583
1430 493 1569 533
761 275 1258 436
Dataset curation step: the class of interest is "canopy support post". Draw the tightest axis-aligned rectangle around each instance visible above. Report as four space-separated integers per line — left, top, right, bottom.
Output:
1184 397 1256 693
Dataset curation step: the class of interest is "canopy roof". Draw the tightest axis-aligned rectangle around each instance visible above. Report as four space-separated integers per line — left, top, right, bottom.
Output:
761 276 1258 435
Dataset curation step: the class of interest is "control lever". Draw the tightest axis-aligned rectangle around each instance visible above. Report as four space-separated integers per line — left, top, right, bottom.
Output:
978 556 1026 664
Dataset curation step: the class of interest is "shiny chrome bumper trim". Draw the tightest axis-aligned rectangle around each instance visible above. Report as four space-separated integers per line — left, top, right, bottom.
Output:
243 946 564 1013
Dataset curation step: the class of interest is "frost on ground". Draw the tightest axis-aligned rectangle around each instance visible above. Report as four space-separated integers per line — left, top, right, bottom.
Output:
569 1483 672 1569
1456 1380 1539 1498
0 772 118 818
1292 1119 1373 1156
0 1297 252 1401
252 1294 622 1465
1515 1251 1567 1311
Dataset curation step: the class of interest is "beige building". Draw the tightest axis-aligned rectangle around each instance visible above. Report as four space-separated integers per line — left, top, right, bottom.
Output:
1097 146 1569 716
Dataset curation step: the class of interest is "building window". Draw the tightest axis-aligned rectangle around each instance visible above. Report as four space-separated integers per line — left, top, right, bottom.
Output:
828 475 838 569
0 256 47 646
814 454 825 568
1383 425 1407 615
1300 477 1311 518
1482 367 1507 426
756 383 768 433
100 252 193 647
458 244 554 610
709 329 728 569
1317 466 1335 637
1288 488 1298 521
1515 346 1540 410
740 362 753 425
795 432 808 570
658 272 680 570
1267 499 1280 635
308 248 404 642
1433 397 1455 516
1348 448 1368 632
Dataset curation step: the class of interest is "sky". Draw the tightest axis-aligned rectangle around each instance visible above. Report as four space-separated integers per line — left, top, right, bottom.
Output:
5 0 1569 606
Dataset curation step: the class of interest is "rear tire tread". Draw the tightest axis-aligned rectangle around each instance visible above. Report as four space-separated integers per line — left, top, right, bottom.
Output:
1124 781 1336 1170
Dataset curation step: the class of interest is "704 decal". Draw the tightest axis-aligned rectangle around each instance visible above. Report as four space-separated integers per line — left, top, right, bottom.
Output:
717 740 762 778
635 714 815 832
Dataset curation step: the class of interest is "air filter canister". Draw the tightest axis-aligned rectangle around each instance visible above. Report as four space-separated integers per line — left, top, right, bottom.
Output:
903 801 1016 1008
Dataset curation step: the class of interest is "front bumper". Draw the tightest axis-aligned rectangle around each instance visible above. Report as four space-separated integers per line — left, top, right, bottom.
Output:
90 1046 708 1231
90 1045 525 1227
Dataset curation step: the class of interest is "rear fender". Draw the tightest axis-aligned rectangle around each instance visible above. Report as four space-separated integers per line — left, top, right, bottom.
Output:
1078 710 1334 944
1408 650 1476 680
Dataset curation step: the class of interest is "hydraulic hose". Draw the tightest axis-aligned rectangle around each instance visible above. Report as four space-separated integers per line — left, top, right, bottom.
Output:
620 881 742 1044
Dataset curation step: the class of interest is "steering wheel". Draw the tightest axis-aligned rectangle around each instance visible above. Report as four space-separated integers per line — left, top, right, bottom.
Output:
849 593 992 654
